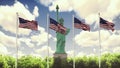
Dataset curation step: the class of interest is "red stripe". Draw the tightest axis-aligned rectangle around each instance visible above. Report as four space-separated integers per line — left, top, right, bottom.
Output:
100 22 114 31
74 23 90 31
49 23 67 34
19 21 38 30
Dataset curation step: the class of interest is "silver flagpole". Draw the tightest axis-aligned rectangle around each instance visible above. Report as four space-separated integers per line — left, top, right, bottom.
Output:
98 13 101 68
72 15 75 68
16 12 18 68
47 13 49 68
15 1 18 68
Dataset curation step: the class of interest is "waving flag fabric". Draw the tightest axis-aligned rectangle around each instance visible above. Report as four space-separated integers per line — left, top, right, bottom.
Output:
19 17 38 30
49 18 67 34
100 17 115 31
74 17 90 31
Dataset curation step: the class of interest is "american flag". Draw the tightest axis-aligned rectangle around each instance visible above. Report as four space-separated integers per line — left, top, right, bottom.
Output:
100 17 115 31
49 18 67 34
19 17 38 30
74 17 90 31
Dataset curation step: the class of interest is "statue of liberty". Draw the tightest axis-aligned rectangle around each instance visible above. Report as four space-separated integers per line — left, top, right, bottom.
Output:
55 18 70 54
55 5 70 54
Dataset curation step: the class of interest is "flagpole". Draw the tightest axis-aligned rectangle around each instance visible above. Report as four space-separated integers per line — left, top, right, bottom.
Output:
47 13 49 68
98 13 101 68
15 12 19 68
72 15 75 68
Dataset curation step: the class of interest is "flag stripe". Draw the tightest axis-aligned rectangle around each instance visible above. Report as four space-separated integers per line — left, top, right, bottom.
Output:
74 17 90 31
19 17 38 30
100 17 107 24
50 18 58 25
49 18 67 34
100 17 114 31
19 17 29 23
74 17 82 24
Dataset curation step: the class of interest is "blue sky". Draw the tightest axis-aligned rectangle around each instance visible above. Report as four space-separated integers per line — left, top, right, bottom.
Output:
0 0 120 58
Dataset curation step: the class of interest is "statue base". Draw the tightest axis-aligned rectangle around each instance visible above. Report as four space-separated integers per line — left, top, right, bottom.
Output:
53 53 67 59
52 53 67 68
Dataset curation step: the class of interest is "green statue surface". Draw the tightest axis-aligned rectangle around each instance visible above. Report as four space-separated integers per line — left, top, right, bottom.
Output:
55 18 70 54
54 5 70 54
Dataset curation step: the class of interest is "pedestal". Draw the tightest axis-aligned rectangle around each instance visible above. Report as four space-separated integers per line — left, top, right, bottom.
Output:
52 53 68 68
53 53 67 59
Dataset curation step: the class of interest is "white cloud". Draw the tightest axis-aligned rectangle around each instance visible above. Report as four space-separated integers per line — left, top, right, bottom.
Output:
74 30 120 49
102 34 120 49
49 0 120 24
102 0 120 19
113 47 120 53
0 2 35 35
53 37 57 41
0 27 54 54
49 0 101 17
18 51 25 58
30 52 42 57
49 0 73 12
31 26 52 46
76 52 86 57
101 51 110 55
35 46 54 57
87 53 96 57
116 30 120 34
0 2 51 49
76 52 97 57
0 43 8 55
74 31 99 47
0 1 55 57
0 31 20 47
85 14 99 25
0 29 37 49
93 48 97 53
67 50 74 57
19 38 35 48
39 0 54 6
18 26 54 48
18 28 32 36
33 6 39 17
14 2 35 20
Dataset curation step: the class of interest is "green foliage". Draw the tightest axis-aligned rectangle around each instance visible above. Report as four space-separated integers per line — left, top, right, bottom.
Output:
0 53 120 68
101 53 120 68
17 56 44 68
0 55 15 68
